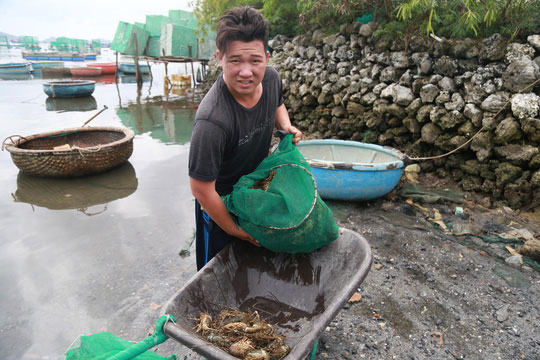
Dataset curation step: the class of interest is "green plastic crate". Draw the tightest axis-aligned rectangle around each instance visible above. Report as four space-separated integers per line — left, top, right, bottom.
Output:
160 23 198 57
168 10 199 28
145 15 170 36
144 35 162 57
111 21 150 56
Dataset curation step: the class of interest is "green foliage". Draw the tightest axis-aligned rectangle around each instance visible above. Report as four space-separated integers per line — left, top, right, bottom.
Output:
190 0 540 40
297 0 369 33
190 0 297 38
393 0 540 39
261 0 300 36
190 0 262 37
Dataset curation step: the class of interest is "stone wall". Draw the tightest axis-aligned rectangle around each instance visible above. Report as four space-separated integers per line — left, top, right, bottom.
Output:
267 23 540 209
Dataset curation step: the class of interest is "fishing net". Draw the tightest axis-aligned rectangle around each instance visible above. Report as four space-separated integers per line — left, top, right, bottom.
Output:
222 134 339 253
63 316 177 360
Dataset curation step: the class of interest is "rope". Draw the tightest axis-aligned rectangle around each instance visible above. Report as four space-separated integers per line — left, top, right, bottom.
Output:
266 164 318 231
75 144 102 157
2 135 29 150
405 77 540 162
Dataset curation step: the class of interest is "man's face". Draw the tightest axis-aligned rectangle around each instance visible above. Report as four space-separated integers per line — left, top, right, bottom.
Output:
217 39 269 99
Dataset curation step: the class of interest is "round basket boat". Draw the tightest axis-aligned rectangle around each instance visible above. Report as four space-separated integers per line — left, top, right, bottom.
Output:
2 126 134 178
43 80 95 98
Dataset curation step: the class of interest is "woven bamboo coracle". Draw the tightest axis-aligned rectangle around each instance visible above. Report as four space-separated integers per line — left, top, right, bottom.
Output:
2 126 134 177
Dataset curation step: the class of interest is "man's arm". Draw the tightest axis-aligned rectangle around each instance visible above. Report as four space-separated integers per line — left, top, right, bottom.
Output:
189 177 259 247
275 103 302 144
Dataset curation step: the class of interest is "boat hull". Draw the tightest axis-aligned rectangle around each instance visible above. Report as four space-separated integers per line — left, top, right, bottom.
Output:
118 62 150 74
0 63 31 74
43 80 95 97
87 62 117 75
297 140 406 201
69 67 102 77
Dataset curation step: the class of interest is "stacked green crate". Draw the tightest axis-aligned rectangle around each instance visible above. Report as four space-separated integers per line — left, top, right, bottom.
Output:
91 40 101 54
160 23 198 57
145 15 170 36
20 36 40 50
111 21 150 56
54 37 69 51
168 10 199 28
0 36 8 48
145 36 162 57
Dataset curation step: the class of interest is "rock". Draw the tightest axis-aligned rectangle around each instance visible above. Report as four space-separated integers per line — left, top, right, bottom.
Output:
530 170 540 188
421 123 442 143
390 52 409 69
479 33 507 62
359 23 374 38
464 82 487 104
495 162 523 187
502 58 540 92
470 132 494 161
494 117 522 144
464 103 483 127
311 30 325 46
438 76 457 92
380 84 414 106
528 35 540 51
332 106 346 117
346 101 365 116
433 56 458 76
494 145 539 164
496 304 510 322
505 43 536 64
520 117 540 142
434 109 465 130
481 92 510 112
511 93 540 119
419 84 440 103
519 239 540 261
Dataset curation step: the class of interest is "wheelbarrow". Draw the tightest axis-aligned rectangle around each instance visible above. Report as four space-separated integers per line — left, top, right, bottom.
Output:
160 227 372 359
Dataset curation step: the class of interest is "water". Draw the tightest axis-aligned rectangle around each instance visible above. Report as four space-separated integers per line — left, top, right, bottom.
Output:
0 48 204 359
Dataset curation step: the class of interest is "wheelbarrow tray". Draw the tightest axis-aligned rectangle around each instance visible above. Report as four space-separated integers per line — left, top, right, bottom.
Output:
161 228 372 359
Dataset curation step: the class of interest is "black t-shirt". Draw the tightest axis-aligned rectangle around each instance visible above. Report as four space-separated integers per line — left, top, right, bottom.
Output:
188 66 284 195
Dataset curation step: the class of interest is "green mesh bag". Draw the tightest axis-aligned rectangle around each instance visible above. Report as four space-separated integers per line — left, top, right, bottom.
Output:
222 134 339 253
63 316 177 360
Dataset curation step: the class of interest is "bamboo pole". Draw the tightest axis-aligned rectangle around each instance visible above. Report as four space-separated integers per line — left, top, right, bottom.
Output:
189 45 195 86
133 33 142 87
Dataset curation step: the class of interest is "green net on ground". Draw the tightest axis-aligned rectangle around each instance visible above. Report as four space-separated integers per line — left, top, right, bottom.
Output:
64 315 177 360
222 134 339 253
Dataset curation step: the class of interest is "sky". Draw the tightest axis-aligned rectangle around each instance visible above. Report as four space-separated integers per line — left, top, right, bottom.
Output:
0 0 193 41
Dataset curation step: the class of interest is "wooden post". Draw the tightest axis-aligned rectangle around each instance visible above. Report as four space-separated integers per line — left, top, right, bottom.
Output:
189 45 195 86
115 51 119 83
147 60 153 82
162 48 171 90
133 33 142 87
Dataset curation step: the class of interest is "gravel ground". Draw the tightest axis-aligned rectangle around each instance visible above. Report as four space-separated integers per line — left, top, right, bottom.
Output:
317 184 540 360
156 176 540 360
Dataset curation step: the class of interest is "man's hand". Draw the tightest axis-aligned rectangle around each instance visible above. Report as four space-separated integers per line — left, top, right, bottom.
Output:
231 225 260 247
283 125 302 144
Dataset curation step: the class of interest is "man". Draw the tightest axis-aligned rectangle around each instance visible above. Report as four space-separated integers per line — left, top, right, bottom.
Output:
188 6 302 270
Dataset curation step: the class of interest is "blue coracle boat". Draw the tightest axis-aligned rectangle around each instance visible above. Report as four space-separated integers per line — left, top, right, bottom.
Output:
118 62 150 74
0 62 32 74
296 139 407 201
30 61 65 73
42 80 95 98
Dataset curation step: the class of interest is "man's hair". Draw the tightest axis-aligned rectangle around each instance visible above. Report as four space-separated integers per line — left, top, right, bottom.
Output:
216 6 269 54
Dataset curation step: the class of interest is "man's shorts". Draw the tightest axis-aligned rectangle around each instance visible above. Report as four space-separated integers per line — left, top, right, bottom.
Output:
194 200 236 271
